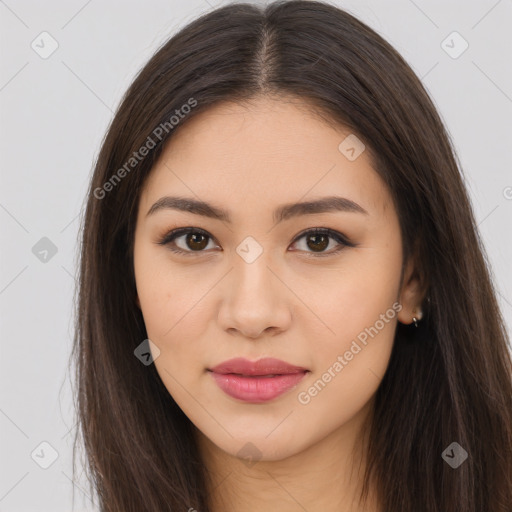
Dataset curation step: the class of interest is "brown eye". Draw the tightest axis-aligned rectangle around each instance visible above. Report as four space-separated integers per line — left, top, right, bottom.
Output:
290 228 352 256
185 232 209 251
158 227 353 257
306 233 329 252
157 227 218 255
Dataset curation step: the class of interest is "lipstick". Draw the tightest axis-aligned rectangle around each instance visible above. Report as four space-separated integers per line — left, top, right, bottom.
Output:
208 357 308 403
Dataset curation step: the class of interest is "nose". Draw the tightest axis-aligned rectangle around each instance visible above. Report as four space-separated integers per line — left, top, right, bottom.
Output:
217 251 292 339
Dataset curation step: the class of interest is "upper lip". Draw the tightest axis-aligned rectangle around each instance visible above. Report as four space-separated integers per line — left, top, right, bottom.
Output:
209 357 308 376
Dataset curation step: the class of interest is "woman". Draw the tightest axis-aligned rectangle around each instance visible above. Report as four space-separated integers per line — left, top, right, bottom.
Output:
71 1 512 510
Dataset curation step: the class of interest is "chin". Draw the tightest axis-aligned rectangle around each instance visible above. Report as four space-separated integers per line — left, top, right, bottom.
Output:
210 429 308 464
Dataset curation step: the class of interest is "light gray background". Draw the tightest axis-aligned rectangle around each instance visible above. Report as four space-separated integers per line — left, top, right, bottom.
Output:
1 0 511 510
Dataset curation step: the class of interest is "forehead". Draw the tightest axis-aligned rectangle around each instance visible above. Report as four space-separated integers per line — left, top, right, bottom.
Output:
139 96 392 220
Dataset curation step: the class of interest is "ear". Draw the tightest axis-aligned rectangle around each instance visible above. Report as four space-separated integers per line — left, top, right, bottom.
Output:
397 249 427 325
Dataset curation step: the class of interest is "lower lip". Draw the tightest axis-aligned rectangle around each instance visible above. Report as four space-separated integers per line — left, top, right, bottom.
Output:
209 371 308 403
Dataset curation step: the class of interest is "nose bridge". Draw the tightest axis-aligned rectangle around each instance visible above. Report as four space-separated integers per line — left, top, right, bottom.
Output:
217 236 291 337
231 238 279 306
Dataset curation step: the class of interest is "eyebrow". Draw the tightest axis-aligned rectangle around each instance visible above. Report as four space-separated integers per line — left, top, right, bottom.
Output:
146 195 369 224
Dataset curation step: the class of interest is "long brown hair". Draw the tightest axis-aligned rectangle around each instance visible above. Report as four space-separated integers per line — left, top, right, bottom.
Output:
71 1 512 510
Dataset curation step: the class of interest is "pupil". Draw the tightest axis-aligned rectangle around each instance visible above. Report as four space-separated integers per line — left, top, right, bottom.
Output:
187 233 208 250
307 234 328 252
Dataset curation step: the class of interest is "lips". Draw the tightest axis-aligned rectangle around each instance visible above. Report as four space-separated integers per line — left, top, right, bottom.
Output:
208 357 309 403
209 357 308 376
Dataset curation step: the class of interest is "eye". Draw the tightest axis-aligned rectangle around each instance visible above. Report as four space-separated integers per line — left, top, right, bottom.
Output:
289 228 353 257
157 226 354 257
157 227 219 255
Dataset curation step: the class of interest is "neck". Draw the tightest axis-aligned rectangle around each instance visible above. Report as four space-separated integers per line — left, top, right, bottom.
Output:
194 400 381 512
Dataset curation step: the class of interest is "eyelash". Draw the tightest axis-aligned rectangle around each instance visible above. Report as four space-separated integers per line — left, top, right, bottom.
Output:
156 227 355 257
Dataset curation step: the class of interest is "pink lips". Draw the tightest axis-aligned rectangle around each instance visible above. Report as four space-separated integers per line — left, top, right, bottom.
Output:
208 357 308 403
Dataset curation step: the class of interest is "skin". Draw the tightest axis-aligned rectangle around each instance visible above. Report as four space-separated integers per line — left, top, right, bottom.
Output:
133 95 424 511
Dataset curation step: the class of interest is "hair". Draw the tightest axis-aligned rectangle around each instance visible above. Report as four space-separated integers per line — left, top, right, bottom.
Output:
70 1 512 511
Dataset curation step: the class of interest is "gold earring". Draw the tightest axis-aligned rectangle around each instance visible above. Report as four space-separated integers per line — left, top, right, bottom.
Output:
412 309 423 328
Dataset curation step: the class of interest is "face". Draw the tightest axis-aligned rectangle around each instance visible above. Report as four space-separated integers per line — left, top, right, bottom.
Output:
133 95 420 462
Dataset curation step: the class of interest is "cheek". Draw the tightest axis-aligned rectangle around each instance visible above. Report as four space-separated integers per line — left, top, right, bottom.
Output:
297 245 401 400
134 255 218 385
135 242 198 337
305 255 401 349
135 266 170 337
295 281 399 420
138 277 206 344
134 258 210 402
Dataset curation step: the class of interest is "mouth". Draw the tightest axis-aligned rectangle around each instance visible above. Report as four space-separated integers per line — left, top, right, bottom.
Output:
226 373 285 378
207 357 309 403
208 356 308 376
